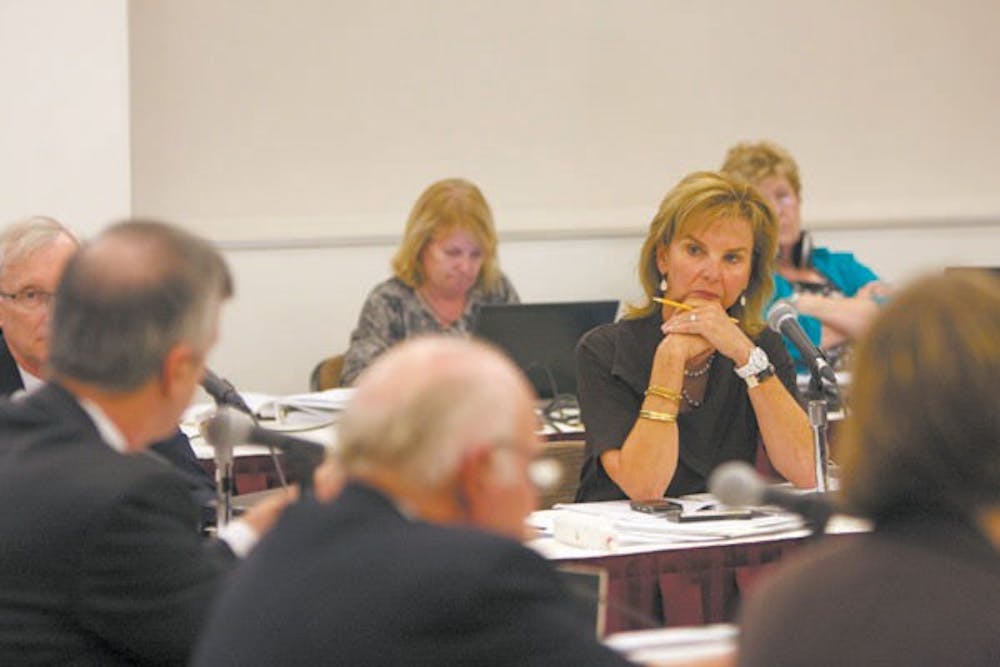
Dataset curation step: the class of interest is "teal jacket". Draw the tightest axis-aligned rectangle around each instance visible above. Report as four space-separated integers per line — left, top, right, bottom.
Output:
768 247 880 368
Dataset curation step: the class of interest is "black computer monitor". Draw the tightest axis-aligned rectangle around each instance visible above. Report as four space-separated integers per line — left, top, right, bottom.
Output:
472 300 619 399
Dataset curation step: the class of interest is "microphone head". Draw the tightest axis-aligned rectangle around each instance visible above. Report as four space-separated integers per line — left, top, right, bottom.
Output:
708 460 766 507
765 299 798 333
201 407 254 449
200 368 229 400
200 368 254 415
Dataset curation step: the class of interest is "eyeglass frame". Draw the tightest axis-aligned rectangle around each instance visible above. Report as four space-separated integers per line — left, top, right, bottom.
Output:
490 438 561 492
0 287 56 309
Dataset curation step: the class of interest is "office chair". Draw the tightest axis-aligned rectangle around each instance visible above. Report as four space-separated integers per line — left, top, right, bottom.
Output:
308 354 346 391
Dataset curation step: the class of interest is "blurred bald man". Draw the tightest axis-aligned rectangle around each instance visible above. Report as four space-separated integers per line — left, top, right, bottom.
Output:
0 220 290 665
0 216 216 513
193 337 633 667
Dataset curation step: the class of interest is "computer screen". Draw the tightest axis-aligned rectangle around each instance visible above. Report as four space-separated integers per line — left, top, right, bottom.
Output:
472 300 619 399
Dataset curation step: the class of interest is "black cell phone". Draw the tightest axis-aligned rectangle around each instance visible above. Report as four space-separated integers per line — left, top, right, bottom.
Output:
666 509 755 522
630 499 683 514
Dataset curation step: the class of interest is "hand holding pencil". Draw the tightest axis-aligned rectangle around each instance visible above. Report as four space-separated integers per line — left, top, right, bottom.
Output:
653 296 740 323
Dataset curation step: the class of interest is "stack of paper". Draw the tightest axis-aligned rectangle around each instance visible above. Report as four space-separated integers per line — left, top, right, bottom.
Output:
535 500 805 550
182 388 357 438
238 388 354 420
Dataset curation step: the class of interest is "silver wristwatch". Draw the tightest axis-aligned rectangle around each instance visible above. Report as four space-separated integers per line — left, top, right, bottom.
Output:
734 346 770 379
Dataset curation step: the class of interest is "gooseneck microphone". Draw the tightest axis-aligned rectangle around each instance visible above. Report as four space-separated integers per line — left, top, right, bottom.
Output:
765 300 837 384
201 368 254 415
766 300 838 491
709 461 834 538
202 408 327 493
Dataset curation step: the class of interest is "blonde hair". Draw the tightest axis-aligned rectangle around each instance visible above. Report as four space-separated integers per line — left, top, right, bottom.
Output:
721 140 802 197
391 178 502 291
629 171 778 335
841 270 1000 521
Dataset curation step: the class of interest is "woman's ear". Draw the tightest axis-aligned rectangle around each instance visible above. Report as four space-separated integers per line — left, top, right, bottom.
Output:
655 244 669 275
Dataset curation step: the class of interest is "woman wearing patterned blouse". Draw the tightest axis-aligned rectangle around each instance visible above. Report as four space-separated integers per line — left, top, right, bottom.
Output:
340 178 519 385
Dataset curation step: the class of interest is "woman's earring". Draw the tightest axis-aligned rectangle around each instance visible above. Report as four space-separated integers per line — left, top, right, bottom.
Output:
739 293 747 307
659 275 668 293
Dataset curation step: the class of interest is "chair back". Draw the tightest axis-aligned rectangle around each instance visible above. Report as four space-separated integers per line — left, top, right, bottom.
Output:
538 439 586 509
309 354 346 391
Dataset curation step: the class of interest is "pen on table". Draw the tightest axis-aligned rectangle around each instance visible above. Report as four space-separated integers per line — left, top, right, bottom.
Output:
652 296 740 323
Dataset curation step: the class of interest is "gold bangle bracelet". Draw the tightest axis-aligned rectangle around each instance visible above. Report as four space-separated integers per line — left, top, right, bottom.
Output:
645 385 681 402
638 409 678 423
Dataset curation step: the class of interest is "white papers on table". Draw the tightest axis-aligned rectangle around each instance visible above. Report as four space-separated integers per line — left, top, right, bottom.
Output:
181 388 353 457
243 388 355 420
531 499 805 552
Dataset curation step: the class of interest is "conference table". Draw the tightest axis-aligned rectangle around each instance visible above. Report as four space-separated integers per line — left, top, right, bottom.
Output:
531 506 866 635
187 390 861 637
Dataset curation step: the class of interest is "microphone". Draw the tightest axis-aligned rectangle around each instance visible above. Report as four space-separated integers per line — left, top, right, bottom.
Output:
765 300 837 384
708 461 834 537
201 368 254 416
209 415 236 528
202 408 327 492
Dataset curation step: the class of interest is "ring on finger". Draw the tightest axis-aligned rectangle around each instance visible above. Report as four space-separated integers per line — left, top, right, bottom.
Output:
689 313 697 322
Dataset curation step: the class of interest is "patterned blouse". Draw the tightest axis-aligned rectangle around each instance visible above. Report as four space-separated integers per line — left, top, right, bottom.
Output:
340 275 520 385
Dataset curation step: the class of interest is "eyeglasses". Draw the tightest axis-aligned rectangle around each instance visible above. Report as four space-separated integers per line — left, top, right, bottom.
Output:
0 288 55 310
492 441 562 491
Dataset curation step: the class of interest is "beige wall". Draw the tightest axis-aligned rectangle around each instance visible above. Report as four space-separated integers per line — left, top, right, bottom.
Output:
3 2 999 395
129 0 1000 242
212 224 999 395
0 0 130 229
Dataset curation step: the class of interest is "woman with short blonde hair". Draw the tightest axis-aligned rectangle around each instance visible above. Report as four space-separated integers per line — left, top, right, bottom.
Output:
575 170 813 502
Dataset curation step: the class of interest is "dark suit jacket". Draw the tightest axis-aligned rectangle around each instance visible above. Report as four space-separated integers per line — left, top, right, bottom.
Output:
192 482 633 666
738 514 1000 667
0 331 23 396
0 331 216 509
0 383 236 666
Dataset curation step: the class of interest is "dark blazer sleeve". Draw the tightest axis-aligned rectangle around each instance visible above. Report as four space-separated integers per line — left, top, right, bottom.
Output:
150 428 217 525
75 469 235 665
150 429 215 491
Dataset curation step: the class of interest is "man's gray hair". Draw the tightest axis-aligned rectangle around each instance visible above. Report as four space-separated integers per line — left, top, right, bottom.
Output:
338 337 529 488
0 216 78 281
49 220 233 392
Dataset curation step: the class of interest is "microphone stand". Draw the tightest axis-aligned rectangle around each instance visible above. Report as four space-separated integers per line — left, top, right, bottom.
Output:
214 436 234 529
203 372 290 527
805 369 839 493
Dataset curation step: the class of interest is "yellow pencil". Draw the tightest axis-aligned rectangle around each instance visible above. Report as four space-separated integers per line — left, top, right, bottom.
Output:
652 296 693 310
652 296 740 323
